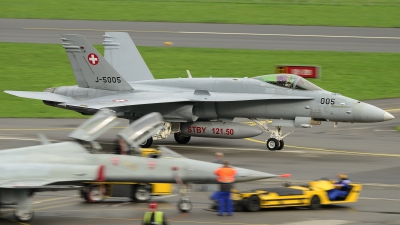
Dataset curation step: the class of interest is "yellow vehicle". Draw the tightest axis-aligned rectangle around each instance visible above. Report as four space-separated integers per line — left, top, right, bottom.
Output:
81 148 173 203
213 179 362 212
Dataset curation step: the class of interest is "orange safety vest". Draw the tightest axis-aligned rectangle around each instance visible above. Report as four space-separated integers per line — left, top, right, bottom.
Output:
214 167 237 183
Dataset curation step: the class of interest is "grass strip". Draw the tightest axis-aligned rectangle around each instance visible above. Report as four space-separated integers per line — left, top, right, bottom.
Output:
0 43 399 118
1 0 400 27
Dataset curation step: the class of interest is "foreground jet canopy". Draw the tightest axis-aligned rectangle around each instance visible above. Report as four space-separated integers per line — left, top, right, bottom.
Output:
4 33 394 151
0 110 276 222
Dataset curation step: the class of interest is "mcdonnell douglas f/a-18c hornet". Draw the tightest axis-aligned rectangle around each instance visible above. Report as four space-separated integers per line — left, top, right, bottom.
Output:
5 33 394 150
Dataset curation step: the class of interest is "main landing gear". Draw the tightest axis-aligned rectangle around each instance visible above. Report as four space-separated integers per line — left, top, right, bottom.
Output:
249 118 293 151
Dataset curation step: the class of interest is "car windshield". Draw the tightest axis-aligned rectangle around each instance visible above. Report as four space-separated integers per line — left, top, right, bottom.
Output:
253 74 322 91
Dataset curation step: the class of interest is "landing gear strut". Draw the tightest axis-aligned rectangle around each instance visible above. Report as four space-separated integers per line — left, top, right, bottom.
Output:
173 168 192 213
250 118 293 151
14 190 34 222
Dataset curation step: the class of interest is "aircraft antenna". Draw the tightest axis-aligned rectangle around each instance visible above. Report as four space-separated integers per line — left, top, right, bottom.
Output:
186 70 192 78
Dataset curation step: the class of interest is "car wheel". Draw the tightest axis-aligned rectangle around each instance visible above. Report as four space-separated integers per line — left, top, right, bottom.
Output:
140 137 153 148
174 133 191 144
309 195 321 210
244 195 261 212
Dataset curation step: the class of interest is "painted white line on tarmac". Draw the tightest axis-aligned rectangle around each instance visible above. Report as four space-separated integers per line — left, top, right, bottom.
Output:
359 197 400 201
24 27 400 40
164 144 305 153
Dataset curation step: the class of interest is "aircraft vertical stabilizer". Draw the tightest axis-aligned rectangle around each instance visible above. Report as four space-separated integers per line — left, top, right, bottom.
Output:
104 32 154 82
61 34 133 91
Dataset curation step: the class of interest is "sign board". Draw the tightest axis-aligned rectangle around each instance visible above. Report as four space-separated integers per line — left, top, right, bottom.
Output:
276 65 321 79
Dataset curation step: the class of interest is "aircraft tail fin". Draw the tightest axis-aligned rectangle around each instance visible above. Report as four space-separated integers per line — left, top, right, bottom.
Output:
104 32 154 82
61 34 133 91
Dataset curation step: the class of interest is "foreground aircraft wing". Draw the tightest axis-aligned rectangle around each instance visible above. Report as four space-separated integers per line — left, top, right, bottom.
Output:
4 91 75 102
104 32 154 82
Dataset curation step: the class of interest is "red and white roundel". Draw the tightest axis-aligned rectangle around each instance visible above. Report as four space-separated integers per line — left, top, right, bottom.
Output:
88 53 99 65
113 99 128 102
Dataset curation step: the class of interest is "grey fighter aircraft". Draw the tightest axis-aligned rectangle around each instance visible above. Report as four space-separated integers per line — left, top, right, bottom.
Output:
5 33 395 151
0 110 275 222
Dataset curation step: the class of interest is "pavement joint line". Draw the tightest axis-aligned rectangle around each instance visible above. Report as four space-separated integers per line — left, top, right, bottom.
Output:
23 27 400 40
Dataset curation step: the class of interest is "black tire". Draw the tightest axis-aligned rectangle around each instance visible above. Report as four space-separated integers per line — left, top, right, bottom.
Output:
308 195 321 210
131 185 151 202
277 140 284 150
266 138 279 151
244 195 261 212
174 133 191 144
234 201 244 212
86 185 105 203
14 210 34 222
177 199 192 212
140 137 153 148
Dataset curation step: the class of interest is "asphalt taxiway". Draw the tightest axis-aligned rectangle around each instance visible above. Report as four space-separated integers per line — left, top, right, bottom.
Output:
0 99 399 225
1 18 399 52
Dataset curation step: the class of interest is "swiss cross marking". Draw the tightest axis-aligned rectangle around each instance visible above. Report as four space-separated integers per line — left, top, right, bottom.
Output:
88 53 99 65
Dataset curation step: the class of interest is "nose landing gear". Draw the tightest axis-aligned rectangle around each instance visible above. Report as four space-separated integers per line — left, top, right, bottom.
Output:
249 119 293 151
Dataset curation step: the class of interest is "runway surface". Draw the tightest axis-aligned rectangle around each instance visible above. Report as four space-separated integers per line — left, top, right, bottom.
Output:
0 98 399 225
1 19 400 52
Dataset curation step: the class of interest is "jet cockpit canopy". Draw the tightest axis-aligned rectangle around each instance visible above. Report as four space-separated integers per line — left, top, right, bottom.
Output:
253 74 322 91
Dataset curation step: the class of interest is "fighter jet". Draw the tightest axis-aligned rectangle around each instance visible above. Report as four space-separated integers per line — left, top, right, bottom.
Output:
5 33 394 151
0 110 275 222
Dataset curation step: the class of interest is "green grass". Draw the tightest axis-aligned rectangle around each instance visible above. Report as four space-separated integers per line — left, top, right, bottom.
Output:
0 42 399 118
396 126 400 131
1 0 400 27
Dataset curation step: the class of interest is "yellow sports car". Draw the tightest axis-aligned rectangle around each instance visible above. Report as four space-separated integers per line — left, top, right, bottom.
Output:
213 179 362 212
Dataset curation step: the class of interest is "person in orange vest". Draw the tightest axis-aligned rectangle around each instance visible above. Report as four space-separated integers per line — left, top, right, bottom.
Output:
214 161 237 216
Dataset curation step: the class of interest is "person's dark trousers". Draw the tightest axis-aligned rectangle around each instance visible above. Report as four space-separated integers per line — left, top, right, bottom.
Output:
218 191 233 215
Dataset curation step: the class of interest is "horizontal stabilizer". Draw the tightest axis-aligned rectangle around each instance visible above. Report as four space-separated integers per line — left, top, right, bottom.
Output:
4 91 74 102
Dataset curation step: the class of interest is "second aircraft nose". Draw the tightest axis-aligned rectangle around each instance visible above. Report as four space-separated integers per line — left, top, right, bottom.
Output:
352 102 395 122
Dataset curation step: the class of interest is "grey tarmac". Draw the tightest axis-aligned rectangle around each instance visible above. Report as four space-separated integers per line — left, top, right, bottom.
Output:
0 19 399 52
0 98 399 225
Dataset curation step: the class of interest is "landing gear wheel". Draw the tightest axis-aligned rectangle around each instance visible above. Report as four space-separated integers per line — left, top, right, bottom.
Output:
174 133 191 144
140 137 153 148
14 210 34 222
308 195 321 210
244 195 261 212
177 199 192 212
131 185 151 202
87 185 105 203
266 138 279 151
277 140 284 150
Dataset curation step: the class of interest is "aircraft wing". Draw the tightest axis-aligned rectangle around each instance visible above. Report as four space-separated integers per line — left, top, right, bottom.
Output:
4 91 75 102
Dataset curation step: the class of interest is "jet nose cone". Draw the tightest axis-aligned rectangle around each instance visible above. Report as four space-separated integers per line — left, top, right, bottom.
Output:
236 168 277 182
384 112 395 121
353 102 392 123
